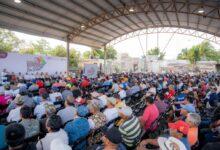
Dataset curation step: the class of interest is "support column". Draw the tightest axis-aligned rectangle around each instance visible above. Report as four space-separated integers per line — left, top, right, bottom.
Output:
66 36 70 74
104 45 107 74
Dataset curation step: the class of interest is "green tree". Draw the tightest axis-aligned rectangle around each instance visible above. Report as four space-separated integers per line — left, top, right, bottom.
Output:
31 39 51 54
49 45 80 68
49 45 66 57
0 29 21 52
147 47 165 60
19 47 36 55
177 41 220 64
82 46 117 59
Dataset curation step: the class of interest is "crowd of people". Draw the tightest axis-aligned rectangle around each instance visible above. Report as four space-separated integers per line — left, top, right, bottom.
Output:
0 69 220 150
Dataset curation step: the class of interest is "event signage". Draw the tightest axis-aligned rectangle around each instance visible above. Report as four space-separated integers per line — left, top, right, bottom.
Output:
0 52 67 74
84 64 98 78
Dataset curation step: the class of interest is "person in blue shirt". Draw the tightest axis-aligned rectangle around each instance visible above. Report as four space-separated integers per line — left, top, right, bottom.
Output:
0 124 7 150
64 105 90 150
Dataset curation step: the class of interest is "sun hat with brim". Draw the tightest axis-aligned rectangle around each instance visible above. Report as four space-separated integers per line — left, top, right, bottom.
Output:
168 120 189 135
15 96 24 105
5 123 25 147
91 92 99 98
158 137 187 150
107 97 116 105
45 104 56 114
118 106 133 117
103 126 122 144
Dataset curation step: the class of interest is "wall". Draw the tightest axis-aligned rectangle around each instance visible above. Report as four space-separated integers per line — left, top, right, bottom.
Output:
0 52 67 74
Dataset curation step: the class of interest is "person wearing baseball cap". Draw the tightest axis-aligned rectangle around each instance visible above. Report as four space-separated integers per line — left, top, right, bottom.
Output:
5 123 36 150
94 126 126 150
118 106 142 149
138 120 190 150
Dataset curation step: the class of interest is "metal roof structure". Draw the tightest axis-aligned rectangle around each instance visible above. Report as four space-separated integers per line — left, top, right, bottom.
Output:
1 0 220 49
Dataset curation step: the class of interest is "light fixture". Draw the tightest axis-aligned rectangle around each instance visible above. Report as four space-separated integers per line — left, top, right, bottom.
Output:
198 8 204 14
14 0 22 3
129 7 134 12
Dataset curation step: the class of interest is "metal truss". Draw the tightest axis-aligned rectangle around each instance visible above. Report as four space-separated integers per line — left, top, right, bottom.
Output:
107 27 220 46
69 0 220 42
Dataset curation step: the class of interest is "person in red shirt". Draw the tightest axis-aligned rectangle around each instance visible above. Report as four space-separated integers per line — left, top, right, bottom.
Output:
165 85 176 100
140 96 159 131
80 76 90 88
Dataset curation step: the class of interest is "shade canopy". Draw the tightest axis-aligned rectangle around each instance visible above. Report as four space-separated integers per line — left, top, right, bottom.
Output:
0 0 220 48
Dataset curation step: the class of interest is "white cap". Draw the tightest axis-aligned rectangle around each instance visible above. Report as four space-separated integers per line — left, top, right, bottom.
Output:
118 106 133 117
50 138 71 150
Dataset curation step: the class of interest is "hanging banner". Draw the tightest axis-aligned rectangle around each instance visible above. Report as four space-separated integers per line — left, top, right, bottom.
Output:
84 64 98 78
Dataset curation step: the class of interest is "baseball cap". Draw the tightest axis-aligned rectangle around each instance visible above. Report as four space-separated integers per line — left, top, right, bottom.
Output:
181 104 196 113
103 126 122 144
118 106 133 117
5 123 25 147
168 120 189 135
77 105 89 117
107 97 116 105
19 86 27 94
158 137 187 150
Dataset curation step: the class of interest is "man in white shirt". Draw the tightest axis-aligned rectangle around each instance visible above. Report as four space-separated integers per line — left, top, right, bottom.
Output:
36 115 68 150
103 97 119 123
57 95 76 125
34 93 53 119
118 85 126 99
49 87 63 103
7 95 24 122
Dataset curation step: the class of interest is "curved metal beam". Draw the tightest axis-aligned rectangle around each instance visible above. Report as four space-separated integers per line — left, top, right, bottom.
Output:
69 0 220 41
107 27 220 46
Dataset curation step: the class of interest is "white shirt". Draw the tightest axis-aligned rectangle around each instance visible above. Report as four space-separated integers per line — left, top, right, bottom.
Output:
103 108 119 123
88 119 95 129
36 129 68 150
49 92 63 103
98 95 107 108
34 101 53 119
7 107 22 122
119 90 126 99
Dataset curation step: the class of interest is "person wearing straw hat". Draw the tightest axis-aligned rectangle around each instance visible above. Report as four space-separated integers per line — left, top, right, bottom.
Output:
7 95 24 122
103 97 119 123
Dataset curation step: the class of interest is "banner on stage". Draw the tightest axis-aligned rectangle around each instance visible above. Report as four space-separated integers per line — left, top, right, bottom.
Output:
0 52 67 74
84 64 98 78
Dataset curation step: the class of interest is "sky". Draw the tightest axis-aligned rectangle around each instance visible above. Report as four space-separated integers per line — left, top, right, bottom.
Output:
13 29 220 60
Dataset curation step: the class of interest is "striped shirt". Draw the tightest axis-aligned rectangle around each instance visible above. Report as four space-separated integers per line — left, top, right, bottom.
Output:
119 116 142 147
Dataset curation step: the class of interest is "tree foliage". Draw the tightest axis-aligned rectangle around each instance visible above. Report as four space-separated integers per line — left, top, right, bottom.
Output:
82 46 117 59
31 39 51 54
0 29 22 52
147 47 165 60
177 41 220 64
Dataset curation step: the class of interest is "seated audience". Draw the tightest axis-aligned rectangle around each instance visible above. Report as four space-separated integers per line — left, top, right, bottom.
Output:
103 97 119 123
139 96 159 130
20 105 40 138
36 114 68 150
64 106 90 149
7 95 24 122
118 106 141 149
57 95 76 125
5 123 36 150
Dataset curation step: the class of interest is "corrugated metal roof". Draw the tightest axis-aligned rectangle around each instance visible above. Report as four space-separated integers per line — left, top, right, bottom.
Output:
0 0 220 48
